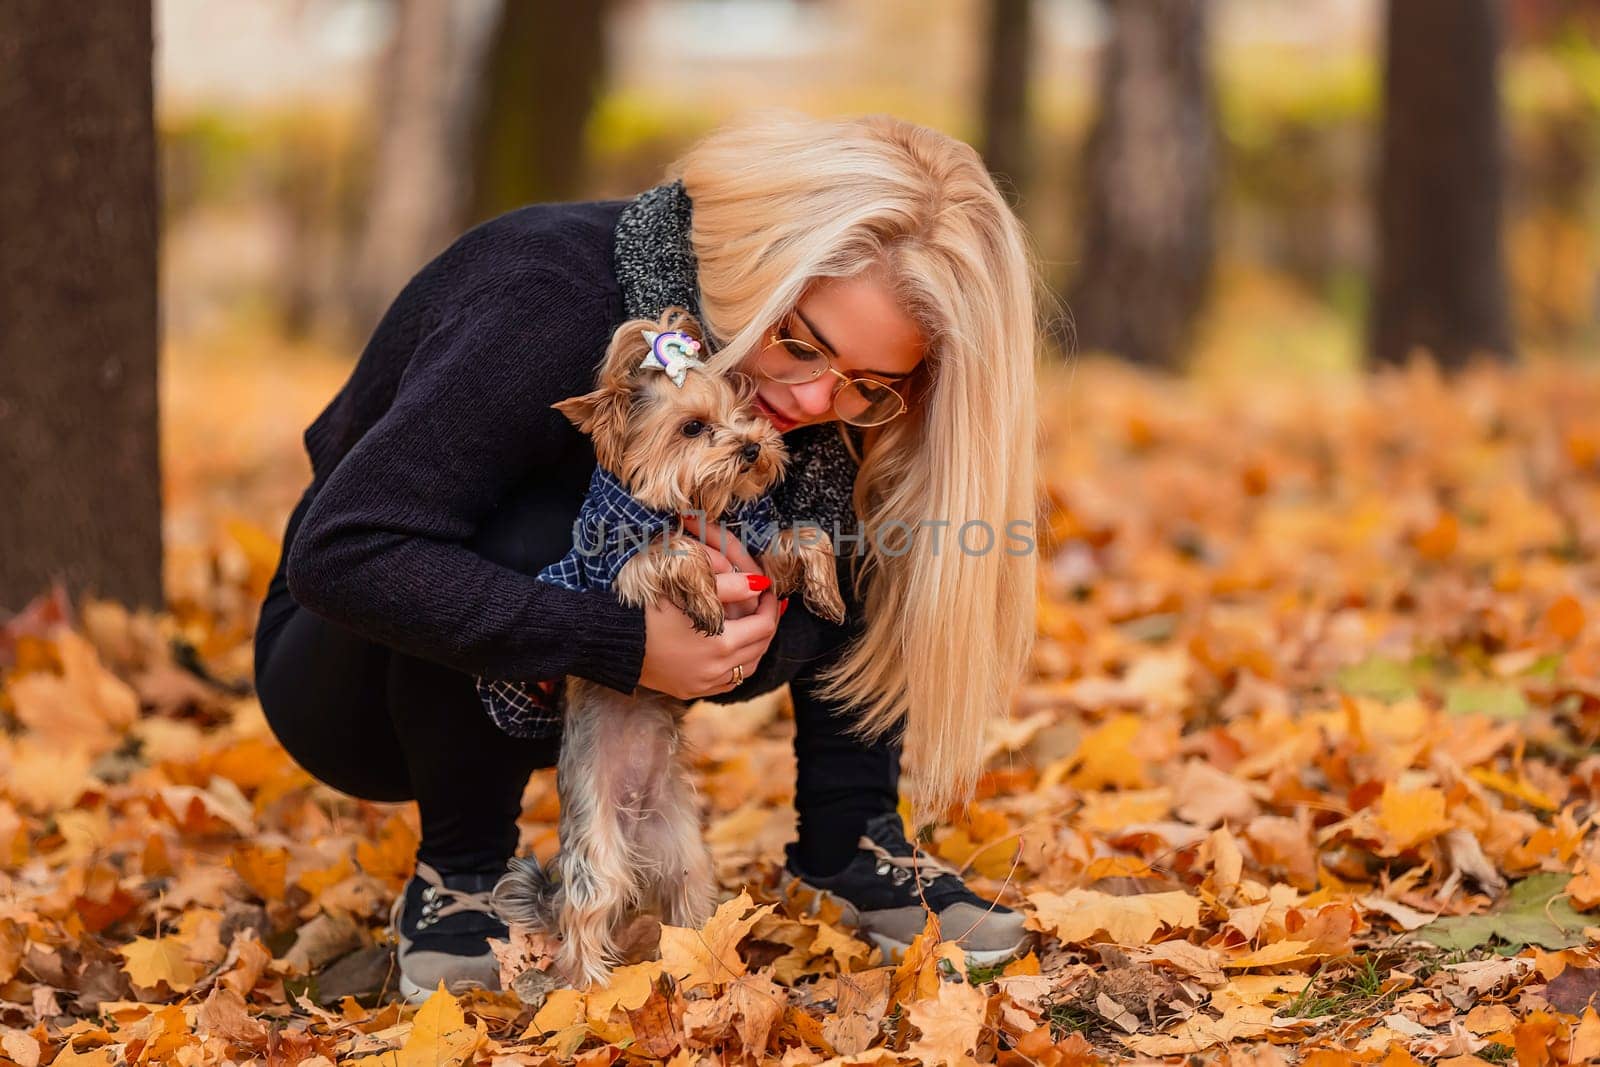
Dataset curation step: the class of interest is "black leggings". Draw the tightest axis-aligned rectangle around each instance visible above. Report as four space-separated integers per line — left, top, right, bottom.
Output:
253 487 900 874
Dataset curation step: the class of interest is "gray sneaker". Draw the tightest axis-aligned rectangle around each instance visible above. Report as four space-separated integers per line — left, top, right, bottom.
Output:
781 812 1031 967
388 860 507 1003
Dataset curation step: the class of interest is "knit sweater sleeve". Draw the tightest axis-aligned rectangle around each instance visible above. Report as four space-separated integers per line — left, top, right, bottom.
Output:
284 269 645 694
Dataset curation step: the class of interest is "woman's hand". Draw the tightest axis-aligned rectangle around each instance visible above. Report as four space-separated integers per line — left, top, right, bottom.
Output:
636 516 781 700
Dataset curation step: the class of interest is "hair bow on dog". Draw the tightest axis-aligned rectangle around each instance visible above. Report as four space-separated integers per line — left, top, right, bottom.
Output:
640 329 704 388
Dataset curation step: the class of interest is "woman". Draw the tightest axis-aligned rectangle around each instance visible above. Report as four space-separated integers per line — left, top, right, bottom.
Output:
255 111 1042 1000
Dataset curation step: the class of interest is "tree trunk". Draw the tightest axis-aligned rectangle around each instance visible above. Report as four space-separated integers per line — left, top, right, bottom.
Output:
1066 0 1216 369
0 2 162 612
1371 0 1513 369
351 0 498 336
467 0 611 225
979 0 1034 199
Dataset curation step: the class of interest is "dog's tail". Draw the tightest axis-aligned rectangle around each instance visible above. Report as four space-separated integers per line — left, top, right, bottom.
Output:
491 855 561 930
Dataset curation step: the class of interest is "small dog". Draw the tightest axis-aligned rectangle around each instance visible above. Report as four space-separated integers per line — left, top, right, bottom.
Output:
492 307 846 987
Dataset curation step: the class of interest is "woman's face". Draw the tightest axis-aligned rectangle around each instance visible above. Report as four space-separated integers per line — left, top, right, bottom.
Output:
740 264 927 434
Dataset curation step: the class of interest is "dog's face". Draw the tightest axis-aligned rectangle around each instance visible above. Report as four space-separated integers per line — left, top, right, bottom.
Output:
554 321 788 519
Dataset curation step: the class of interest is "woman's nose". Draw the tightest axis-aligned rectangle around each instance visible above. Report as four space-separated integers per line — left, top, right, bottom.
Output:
791 376 837 417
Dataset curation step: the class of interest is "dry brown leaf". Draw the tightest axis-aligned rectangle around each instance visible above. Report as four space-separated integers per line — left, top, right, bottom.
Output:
194 986 269 1047
905 979 987 1067
1026 889 1200 945
728 971 786 1055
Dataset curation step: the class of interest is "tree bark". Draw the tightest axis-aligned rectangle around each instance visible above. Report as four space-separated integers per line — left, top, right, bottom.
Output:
467 0 611 225
1371 0 1513 368
1065 0 1216 370
979 0 1034 199
351 0 497 336
0 2 162 611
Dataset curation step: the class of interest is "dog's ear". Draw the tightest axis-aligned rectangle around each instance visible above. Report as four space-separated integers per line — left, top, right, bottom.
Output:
552 387 630 470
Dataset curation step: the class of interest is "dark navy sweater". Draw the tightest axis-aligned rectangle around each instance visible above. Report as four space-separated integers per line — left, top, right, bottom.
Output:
283 198 863 700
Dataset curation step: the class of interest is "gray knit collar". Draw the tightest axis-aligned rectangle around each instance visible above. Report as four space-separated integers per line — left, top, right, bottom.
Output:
610 180 864 539
612 180 713 340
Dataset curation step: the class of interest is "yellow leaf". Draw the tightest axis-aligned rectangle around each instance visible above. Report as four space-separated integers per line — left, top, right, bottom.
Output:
811 920 873 972
1123 1003 1302 1055
585 961 664 1019
1069 713 1148 790
1376 784 1453 852
118 937 199 993
1569 867 1600 911
935 826 1017 881
1469 767 1559 811
47 1043 117 1066
659 891 772 990
1222 939 1323 969
891 914 947 1004
296 855 356 900
1205 825 1244 901
0 919 24 985
1025 889 1200 945
1002 952 1041 977
532 988 586 1034
1570 1007 1600 1062
905 979 986 1067
8 630 138 755
395 982 479 1067
228 845 288 902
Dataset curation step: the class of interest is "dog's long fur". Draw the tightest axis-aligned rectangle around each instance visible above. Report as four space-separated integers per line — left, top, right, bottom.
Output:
491 308 846 988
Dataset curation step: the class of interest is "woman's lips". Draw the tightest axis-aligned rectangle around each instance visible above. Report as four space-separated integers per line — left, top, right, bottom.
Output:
752 394 799 431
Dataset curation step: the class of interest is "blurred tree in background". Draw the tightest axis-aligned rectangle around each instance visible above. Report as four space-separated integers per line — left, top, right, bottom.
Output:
1065 0 1217 370
980 0 1035 200
351 0 493 334
0 1 162 612
468 0 613 224
1371 0 1514 368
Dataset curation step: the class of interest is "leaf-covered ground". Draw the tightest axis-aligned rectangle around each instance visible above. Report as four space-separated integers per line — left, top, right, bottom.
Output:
2 353 1599 1065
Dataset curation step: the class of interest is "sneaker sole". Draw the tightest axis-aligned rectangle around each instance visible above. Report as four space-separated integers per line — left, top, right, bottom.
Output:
399 972 432 1005
780 872 1030 969
863 928 1030 969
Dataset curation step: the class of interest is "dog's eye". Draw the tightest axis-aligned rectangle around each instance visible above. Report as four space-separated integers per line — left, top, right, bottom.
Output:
681 419 707 438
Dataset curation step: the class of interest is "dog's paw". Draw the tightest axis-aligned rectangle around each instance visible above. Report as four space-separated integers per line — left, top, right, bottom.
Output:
687 601 727 637
805 584 848 625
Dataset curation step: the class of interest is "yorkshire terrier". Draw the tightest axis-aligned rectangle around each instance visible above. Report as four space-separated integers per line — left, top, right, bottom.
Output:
491 307 846 988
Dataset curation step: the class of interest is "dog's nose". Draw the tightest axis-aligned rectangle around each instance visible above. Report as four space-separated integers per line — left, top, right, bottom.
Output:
740 442 762 464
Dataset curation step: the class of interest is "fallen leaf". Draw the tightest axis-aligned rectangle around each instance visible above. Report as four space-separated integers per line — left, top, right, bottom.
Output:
906 979 986 1066
659 891 773 991
1376 784 1453 852
1418 875 1586 951
117 937 198 993
1026 889 1200 945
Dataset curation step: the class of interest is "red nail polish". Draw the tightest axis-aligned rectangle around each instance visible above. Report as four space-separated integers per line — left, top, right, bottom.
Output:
780 598 790 617
747 575 772 592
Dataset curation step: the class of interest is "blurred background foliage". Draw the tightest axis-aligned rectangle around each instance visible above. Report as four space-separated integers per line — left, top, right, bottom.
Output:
154 0 1600 375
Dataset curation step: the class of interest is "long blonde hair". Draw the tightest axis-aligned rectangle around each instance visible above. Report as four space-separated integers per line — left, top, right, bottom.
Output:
670 111 1044 820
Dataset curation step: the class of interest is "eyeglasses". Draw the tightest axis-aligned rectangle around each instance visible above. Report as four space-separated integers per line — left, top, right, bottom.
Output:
754 313 910 427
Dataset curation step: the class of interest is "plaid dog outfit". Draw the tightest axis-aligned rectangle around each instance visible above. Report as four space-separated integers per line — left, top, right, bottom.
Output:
538 466 780 593
475 180 861 740
477 467 780 737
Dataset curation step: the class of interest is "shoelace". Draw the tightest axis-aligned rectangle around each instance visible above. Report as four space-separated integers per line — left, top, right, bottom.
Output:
412 861 501 930
860 836 962 889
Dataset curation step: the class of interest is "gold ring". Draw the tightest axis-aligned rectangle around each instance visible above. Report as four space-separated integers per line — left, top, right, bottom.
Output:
730 664 744 687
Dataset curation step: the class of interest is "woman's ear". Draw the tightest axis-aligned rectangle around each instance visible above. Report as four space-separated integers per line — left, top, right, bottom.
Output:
552 388 629 470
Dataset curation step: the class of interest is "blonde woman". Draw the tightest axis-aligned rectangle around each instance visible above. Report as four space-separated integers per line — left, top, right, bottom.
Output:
254 111 1043 1000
